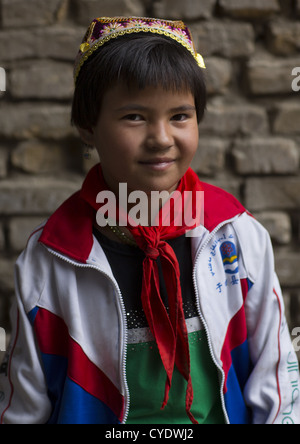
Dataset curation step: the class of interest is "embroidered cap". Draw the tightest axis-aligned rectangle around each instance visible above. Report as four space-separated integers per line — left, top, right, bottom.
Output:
74 16 205 84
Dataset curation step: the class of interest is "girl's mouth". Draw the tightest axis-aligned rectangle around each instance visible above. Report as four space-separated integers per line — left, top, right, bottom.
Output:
139 158 176 171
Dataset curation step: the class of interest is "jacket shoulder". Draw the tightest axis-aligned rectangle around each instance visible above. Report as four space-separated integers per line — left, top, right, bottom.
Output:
200 181 246 232
15 223 52 314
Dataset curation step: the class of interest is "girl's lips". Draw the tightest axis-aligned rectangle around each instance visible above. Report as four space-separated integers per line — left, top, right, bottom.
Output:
139 159 176 171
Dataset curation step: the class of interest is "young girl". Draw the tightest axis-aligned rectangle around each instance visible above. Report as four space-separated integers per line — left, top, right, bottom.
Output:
0 16 299 425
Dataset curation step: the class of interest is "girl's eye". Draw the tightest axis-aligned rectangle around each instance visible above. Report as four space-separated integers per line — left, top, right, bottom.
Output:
171 114 188 122
123 114 143 121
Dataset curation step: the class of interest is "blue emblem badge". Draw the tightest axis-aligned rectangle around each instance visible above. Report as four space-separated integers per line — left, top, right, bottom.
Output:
220 241 239 274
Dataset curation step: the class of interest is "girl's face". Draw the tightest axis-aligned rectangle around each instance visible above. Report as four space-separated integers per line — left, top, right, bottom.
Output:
81 83 199 196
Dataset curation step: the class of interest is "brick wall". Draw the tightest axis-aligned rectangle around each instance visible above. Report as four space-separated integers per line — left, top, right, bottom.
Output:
0 0 300 351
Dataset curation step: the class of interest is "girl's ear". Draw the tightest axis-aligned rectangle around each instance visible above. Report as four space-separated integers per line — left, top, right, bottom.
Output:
77 126 95 147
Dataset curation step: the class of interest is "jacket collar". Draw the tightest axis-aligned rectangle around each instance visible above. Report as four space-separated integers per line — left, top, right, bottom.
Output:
39 164 246 263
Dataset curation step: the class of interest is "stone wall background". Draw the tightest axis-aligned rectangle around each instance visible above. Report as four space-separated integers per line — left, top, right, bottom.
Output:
0 0 300 352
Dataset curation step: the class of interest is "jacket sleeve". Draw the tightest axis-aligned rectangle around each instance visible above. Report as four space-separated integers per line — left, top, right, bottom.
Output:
0 237 52 424
236 214 300 424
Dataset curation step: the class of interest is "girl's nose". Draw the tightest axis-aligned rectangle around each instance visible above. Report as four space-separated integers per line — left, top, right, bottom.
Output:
146 121 174 151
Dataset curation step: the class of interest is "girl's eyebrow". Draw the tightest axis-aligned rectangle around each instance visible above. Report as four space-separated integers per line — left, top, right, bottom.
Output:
115 104 148 113
115 104 196 113
169 105 196 113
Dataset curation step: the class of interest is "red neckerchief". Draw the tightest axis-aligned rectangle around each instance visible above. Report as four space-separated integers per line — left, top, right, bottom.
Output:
80 164 203 424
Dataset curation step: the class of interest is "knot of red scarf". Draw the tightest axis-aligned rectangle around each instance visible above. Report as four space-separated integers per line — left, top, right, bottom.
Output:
145 245 160 260
80 164 203 424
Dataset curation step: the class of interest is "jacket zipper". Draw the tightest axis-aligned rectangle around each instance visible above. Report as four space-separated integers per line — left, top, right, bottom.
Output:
192 220 237 425
43 245 130 424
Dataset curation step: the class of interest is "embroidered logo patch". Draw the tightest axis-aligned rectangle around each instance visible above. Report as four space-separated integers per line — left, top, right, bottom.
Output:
220 241 239 275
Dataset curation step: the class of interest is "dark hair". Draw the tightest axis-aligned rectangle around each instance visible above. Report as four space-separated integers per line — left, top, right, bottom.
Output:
71 33 206 129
